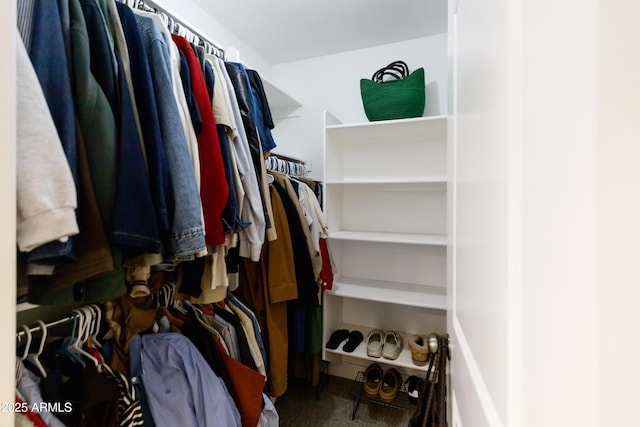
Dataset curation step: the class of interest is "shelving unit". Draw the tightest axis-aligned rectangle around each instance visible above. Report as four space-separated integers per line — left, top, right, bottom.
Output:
350 370 413 420
322 111 447 379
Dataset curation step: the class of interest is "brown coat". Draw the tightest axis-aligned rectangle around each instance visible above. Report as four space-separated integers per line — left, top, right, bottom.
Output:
236 185 297 397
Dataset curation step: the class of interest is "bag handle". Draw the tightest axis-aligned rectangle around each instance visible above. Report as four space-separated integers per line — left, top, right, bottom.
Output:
372 60 410 82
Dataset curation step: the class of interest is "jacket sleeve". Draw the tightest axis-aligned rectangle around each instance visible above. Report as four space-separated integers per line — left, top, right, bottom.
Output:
16 32 79 252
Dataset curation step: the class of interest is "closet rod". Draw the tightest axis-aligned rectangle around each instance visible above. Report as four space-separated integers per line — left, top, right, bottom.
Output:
16 314 77 339
125 0 227 60
269 152 307 165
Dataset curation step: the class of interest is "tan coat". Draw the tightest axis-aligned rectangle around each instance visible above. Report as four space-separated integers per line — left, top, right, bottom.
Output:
236 186 298 397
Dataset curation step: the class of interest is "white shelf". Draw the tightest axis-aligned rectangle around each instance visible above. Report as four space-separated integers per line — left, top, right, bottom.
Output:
325 115 446 143
322 110 447 380
325 177 447 185
16 302 39 313
262 77 301 110
324 323 436 373
329 277 446 310
325 115 446 130
262 77 301 120
329 230 447 246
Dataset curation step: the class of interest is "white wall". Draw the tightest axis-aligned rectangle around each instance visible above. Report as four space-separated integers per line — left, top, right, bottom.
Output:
152 0 273 77
271 34 448 181
2 8 17 427
451 0 640 425
521 0 599 424
596 0 640 425
448 0 514 423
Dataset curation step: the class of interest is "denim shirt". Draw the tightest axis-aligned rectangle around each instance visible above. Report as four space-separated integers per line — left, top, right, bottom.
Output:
117 2 172 244
129 333 242 427
135 14 206 259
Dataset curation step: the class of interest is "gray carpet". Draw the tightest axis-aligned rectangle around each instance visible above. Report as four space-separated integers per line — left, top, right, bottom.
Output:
275 375 413 426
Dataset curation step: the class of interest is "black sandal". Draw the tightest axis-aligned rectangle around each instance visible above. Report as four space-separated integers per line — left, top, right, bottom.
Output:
325 329 350 349
342 330 364 353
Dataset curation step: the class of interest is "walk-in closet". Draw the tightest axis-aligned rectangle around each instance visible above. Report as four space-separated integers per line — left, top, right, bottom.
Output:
4 0 640 426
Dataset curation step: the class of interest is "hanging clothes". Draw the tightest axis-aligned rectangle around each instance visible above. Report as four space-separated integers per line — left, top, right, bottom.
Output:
236 185 298 398
213 56 266 261
225 62 277 243
21 0 79 265
15 30 78 254
133 12 206 260
173 34 229 247
116 2 172 245
128 333 242 426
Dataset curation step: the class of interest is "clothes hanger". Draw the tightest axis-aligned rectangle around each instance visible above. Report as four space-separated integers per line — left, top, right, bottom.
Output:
159 284 167 307
70 309 98 367
168 282 175 305
80 306 103 364
79 306 98 351
17 324 31 363
57 314 85 367
25 321 48 378
59 310 97 367
159 12 169 29
16 325 31 383
89 304 103 349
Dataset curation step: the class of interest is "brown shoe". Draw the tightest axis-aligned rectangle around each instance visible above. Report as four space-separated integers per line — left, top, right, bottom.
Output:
364 363 384 398
408 334 429 366
378 368 402 402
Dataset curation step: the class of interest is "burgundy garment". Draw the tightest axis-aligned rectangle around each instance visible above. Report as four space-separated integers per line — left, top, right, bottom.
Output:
319 238 334 291
172 35 229 246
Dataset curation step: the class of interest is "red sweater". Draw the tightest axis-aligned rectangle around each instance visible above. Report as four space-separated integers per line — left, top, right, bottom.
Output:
172 35 229 246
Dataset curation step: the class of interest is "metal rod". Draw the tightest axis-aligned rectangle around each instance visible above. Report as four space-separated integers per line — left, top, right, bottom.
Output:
16 314 76 338
135 0 227 59
269 152 307 165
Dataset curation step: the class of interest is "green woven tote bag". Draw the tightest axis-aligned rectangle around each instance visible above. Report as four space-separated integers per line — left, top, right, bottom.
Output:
360 61 425 122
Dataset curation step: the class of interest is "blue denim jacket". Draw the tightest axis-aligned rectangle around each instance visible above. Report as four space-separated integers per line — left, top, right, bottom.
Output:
117 2 172 246
229 62 277 154
81 0 161 254
135 14 206 259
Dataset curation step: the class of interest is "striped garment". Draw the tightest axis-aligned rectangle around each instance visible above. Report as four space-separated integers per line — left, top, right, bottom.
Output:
16 0 35 52
100 363 145 427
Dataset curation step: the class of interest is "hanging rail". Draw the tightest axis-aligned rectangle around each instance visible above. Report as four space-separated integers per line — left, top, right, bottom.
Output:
16 314 77 338
119 0 227 60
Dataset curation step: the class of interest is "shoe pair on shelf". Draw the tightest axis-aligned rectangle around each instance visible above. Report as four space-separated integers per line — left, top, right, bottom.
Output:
367 329 403 360
407 334 431 366
325 329 364 353
364 363 402 402
405 375 425 405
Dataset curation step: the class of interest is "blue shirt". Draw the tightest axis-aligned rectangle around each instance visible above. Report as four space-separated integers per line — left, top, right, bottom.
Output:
129 333 241 427
135 14 206 259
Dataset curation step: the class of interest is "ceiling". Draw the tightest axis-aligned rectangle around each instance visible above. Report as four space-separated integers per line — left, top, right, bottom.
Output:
190 0 448 64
